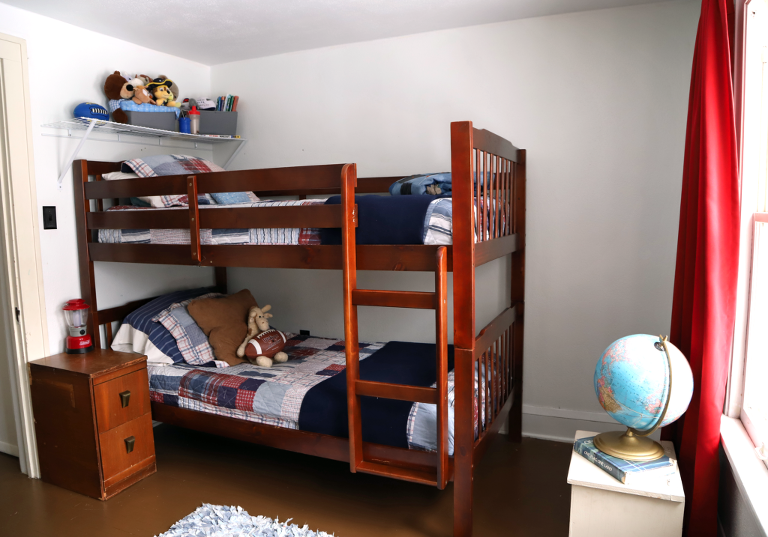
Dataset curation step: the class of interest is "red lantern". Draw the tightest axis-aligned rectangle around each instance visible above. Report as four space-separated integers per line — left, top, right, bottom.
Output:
63 299 93 354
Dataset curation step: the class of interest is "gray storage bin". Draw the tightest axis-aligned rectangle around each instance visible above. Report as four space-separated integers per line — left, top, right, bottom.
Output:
124 110 177 132
199 111 238 135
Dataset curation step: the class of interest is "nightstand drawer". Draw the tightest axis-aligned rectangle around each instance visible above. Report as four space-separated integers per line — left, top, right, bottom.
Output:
99 414 155 484
94 368 150 432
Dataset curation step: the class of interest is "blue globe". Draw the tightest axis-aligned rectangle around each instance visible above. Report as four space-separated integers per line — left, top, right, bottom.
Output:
594 334 694 431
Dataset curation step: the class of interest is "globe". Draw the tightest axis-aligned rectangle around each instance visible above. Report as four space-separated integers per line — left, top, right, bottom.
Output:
593 334 694 460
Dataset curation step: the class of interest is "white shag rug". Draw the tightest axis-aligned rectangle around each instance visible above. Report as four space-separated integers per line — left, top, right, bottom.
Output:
156 504 335 537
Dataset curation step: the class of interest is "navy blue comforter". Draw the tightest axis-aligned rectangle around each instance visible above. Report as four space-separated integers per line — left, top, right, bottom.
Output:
319 195 440 245
299 341 454 448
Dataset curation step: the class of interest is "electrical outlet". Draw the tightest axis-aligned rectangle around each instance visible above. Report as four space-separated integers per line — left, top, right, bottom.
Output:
42 206 57 229
300 330 310 336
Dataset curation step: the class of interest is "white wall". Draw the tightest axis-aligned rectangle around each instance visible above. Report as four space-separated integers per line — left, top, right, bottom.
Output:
212 0 700 441
0 2 219 353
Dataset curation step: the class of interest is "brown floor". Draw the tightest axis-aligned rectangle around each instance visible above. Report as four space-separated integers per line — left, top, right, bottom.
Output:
0 426 572 537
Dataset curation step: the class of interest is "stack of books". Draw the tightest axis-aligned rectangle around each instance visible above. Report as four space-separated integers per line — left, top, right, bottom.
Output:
573 435 677 485
216 95 239 112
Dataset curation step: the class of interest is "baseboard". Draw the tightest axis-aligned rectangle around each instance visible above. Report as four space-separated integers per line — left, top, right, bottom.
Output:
0 439 19 457
517 404 660 444
523 404 614 424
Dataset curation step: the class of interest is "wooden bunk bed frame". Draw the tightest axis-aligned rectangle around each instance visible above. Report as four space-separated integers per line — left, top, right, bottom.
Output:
73 121 526 537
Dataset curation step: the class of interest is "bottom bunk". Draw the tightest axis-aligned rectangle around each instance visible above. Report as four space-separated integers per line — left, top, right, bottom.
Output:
149 333 503 458
103 282 516 486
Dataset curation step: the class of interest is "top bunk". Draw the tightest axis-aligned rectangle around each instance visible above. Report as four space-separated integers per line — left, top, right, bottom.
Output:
74 121 525 272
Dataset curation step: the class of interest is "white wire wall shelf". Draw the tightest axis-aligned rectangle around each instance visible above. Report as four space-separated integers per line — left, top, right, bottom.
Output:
42 118 248 188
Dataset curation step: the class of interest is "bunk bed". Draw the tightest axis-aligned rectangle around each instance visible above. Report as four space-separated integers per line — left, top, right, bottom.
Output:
73 121 526 537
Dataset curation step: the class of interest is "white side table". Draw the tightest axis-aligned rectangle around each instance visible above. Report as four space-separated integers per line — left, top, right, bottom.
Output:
567 430 685 537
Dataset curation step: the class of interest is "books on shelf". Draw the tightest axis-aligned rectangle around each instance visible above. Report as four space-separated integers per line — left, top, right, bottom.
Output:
573 435 677 485
215 94 239 112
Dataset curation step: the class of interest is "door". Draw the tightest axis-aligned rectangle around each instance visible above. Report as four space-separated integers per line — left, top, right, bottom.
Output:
0 224 19 457
0 33 50 477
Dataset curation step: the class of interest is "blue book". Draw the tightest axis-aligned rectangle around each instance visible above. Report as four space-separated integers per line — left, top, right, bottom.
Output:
573 436 676 485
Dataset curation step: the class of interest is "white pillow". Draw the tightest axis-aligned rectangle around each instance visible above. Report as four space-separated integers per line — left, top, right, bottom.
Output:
102 171 140 180
102 171 166 207
111 323 174 365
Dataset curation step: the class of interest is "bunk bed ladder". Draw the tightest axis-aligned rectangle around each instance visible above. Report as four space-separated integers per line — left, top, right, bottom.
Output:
344 245 450 489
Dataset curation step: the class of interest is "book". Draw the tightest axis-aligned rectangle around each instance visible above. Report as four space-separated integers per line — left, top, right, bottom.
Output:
573 436 676 485
232 96 239 112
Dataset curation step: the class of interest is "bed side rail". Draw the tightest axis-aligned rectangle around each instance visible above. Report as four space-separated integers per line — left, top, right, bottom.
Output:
83 163 350 198
75 160 359 265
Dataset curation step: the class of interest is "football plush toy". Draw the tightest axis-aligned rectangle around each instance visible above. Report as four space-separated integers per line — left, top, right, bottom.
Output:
73 102 109 121
236 305 289 367
245 329 287 362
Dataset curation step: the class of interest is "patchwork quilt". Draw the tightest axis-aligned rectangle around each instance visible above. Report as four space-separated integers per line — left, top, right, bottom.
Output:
149 334 384 429
149 334 492 455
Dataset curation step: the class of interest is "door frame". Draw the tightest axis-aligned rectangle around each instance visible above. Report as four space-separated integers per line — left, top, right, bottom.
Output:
0 32 50 478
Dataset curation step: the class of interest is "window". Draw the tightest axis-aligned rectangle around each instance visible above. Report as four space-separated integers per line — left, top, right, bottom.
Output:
743 215 768 464
735 0 768 468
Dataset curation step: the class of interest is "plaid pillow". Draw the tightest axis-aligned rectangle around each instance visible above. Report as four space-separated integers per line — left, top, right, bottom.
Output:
121 155 258 207
152 292 228 367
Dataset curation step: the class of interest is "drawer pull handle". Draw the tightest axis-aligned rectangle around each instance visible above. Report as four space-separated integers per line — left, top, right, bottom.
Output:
124 436 135 454
119 390 131 408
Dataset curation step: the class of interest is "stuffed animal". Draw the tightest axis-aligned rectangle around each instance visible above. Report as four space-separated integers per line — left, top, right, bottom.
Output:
135 74 153 86
103 71 132 123
236 305 288 367
131 85 155 105
156 75 180 100
147 80 181 107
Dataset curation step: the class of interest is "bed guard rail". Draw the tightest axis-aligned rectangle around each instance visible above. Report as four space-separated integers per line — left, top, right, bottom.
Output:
76 161 358 265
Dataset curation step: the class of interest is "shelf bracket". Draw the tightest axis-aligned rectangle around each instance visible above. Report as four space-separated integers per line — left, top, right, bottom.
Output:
57 119 96 190
224 139 248 170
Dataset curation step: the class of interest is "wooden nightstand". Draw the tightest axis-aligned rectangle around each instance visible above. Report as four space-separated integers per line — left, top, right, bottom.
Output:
29 349 156 500
567 430 684 537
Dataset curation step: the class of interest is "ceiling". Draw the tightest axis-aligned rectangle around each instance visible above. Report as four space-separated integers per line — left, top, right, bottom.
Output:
5 0 676 65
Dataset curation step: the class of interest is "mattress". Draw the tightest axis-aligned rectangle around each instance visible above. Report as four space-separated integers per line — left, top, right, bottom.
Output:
148 333 491 455
97 197 454 246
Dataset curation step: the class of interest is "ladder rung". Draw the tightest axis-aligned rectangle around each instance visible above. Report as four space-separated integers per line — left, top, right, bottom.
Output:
356 460 437 486
355 380 437 404
352 289 435 309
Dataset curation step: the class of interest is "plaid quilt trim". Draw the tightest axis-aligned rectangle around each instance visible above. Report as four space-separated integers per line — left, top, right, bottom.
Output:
406 362 490 456
123 154 225 178
98 200 327 246
423 198 453 245
149 334 384 429
152 292 227 366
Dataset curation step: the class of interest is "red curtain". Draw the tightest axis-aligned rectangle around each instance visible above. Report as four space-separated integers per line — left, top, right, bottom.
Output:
661 0 740 536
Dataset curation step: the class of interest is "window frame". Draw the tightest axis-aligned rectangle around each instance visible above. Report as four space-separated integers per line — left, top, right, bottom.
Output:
739 214 768 466
728 0 768 470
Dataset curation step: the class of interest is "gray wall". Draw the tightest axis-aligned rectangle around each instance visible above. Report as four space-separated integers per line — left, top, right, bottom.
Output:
719 447 767 537
212 0 700 440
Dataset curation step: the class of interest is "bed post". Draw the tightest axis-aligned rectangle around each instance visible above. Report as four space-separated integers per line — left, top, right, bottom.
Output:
509 151 526 442
73 160 100 349
451 121 476 537
214 267 228 293
341 163 362 472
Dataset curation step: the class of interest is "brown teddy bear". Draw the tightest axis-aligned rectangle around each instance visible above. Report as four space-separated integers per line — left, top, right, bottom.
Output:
103 71 133 123
236 305 288 367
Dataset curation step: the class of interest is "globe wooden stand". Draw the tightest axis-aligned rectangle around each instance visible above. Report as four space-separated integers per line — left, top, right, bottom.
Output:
594 336 672 462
